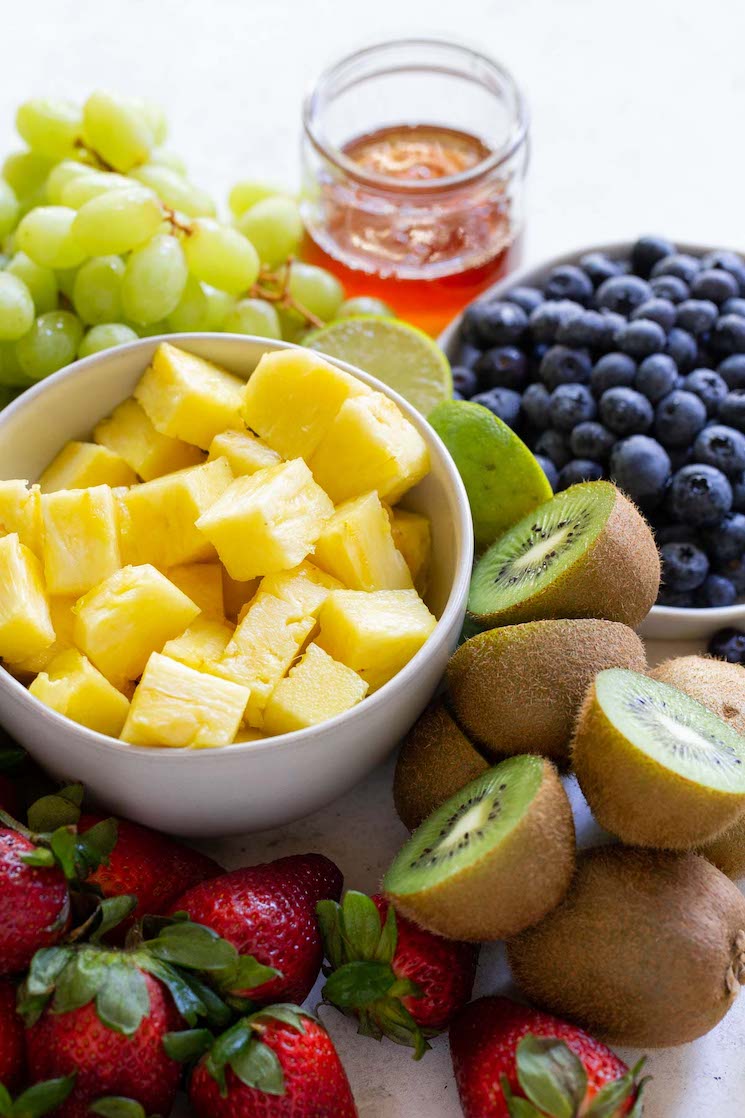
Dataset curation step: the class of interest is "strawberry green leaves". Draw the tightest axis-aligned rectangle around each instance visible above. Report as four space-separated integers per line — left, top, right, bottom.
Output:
202 1006 309 1098
27 784 83 832
0 1076 75 1118
88 1097 155 1118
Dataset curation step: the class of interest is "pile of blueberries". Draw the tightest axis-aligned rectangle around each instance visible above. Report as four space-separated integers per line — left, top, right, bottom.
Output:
451 236 745 609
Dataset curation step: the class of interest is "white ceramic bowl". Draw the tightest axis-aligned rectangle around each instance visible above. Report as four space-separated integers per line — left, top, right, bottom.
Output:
0 335 472 836
440 240 745 642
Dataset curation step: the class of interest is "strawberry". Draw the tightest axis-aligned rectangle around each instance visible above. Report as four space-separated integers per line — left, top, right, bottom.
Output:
188 1006 358 1118
0 1075 75 1117
169 853 343 1005
0 829 70 976
317 891 478 1058
449 997 649 1118
0 978 24 1091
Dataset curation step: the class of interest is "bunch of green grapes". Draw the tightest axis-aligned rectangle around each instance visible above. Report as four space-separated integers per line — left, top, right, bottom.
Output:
0 91 385 407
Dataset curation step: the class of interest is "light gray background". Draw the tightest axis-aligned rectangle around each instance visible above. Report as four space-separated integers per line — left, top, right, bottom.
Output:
2 1 744 1113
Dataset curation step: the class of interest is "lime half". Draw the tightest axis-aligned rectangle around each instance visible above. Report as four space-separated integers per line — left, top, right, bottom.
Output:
307 315 452 416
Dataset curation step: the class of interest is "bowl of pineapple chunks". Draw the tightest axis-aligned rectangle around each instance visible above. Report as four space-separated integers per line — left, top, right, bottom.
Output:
0 336 472 835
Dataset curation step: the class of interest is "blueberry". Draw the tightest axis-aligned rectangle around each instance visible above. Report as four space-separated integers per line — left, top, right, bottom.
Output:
631 236 676 277
529 300 583 345
668 463 733 526
570 421 616 461
535 454 559 492
723 297 745 319
708 627 745 661
718 389 745 432
579 252 623 287
534 429 571 468
591 353 637 395
649 275 690 303
713 314 745 356
557 309 617 350
454 340 481 369
636 354 679 402
558 459 604 488
614 318 666 358
462 300 528 348
660 541 710 592
693 423 745 477
701 250 745 293
696 575 737 608
657 589 695 607
668 446 694 471
733 472 745 511
539 345 592 389
451 365 479 398
599 387 654 436
682 369 727 415
550 384 597 432
653 520 700 546
651 253 701 284
654 389 707 447
544 265 594 305
715 560 745 596
475 346 528 391
452 390 465 400
700 511 745 562
505 286 544 315
631 298 676 331
675 299 719 336
717 355 745 389
596 275 652 315
610 434 671 509
691 269 739 305
522 383 552 429
665 327 698 371
471 387 522 427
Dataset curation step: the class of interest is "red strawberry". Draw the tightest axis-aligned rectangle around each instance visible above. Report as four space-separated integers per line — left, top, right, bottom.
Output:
318 891 478 1058
449 997 649 1118
189 1006 358 1118
169 853 343 1004
0 829 69 975
0 978 24 1090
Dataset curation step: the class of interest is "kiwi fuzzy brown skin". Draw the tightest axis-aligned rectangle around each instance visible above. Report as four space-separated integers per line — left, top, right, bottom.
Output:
697 814 745 880
506 845 745 1047
651 655 745 736
447 619 647 766
393 700 490 831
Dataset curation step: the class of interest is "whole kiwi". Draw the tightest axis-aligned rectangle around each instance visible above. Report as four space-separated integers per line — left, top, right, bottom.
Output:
507 845 745 1047
651 655 745 736
698 814 745 880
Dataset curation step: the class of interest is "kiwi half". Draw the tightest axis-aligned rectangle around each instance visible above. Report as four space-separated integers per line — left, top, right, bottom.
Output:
651 655 745 736
507 845 745 1046
393 700 489 831
572 668 745 849
468 481 660 629
383 755 575 941
447 619 647 766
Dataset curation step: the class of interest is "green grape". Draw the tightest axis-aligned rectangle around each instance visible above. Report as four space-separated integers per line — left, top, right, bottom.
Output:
15 310 83 380
167 275 209 332
228 180 280 218
136 320 169 338
182 219 260 295
288 262 344 322
6 253 58 313
130 165 215 217
56 267 79 300
46 160 96 205
133 99 168 146
203 285 235 330
277 306 309 344
0 340 31 386
73 187 162 255
121 233 188 325
73 256 125 324
0 180 19 239
338 296 395 318
16 100 82 160
82 91 152 172
78 322 138 358
237 197 303 268
0 273 35 340
2 151 53 213
150 149 187 175
0 384 16 409
223 297 281 339
17 206 86 269
61 170 132 209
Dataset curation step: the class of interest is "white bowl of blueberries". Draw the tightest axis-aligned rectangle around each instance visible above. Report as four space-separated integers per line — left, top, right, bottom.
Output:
439 237 745 648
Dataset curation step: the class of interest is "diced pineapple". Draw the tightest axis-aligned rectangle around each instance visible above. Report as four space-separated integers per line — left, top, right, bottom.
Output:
134 343 244 450
309 392 430 505
29 649 130 737
0 534 55 663
233 726 266 743
208 429 282 476
41 485 121 596
222 569 259 623
6 596 77 677
73 564 200 688
240 348 371 461
166 563 224 620
162 617 234 673
313 492 413 592
316 589 437 693
0 480 42 555
94 398 204 482
388 507 431 595
121 652 249 748
251 560 343 620
39 442 138 493
217 594 315 727
263 643 368 736
196 459 334 581
118 458 233 569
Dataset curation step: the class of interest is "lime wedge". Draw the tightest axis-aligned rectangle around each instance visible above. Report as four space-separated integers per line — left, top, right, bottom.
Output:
307 315 452 416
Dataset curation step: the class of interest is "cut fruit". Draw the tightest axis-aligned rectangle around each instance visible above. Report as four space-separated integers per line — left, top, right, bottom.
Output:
313 492 413 592
38 441 137 492
506 846 745 1046
0 480 42 555
429 400 552 551
383 755 575 941
252 561 342 619
393 700 489 831
446 619 647 765
388 507 431 595
161 617 234 673
29 649 130 737
221 569 259 622
207 428 282 476
0 533 55 663
697 815 745 880
41 484 121 596
263 642 368 735
165 563 224 621
6 595 77 677
651 656 745 737
572 668 745 849
94 398 204 481
307 314 452 416
468 481 660 629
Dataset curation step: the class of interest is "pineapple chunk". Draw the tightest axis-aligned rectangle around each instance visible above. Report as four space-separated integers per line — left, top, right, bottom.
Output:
233 726 266 743
317 589 437 693
313 492 413 592
39 442 138 493
29 649 130 737
122 652 249 748
162 617 234 672
251 560 343 620
166 563 224 620
263 643 368 736
0 534 55 663
240 348 371 461
222 569 259 623
94 398 204 481
388 507 431 595
73 564 200 688
41 485 121 596
6 596 77 677
135 343 244 450
0 480 42 555
208 429 282 476
309 392 430 505
118 458 233 569
217 594 315 727
196 459 334 581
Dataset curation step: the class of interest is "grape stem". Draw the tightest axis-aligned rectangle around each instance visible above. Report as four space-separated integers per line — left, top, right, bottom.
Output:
249 258 325 330
163 207 193 236
72 138 115 173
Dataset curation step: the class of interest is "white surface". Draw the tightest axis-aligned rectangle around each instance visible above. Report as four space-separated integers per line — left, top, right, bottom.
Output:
2 0 745 1114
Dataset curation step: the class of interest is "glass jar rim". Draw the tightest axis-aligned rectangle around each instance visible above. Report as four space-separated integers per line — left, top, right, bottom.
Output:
302 37 530 195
